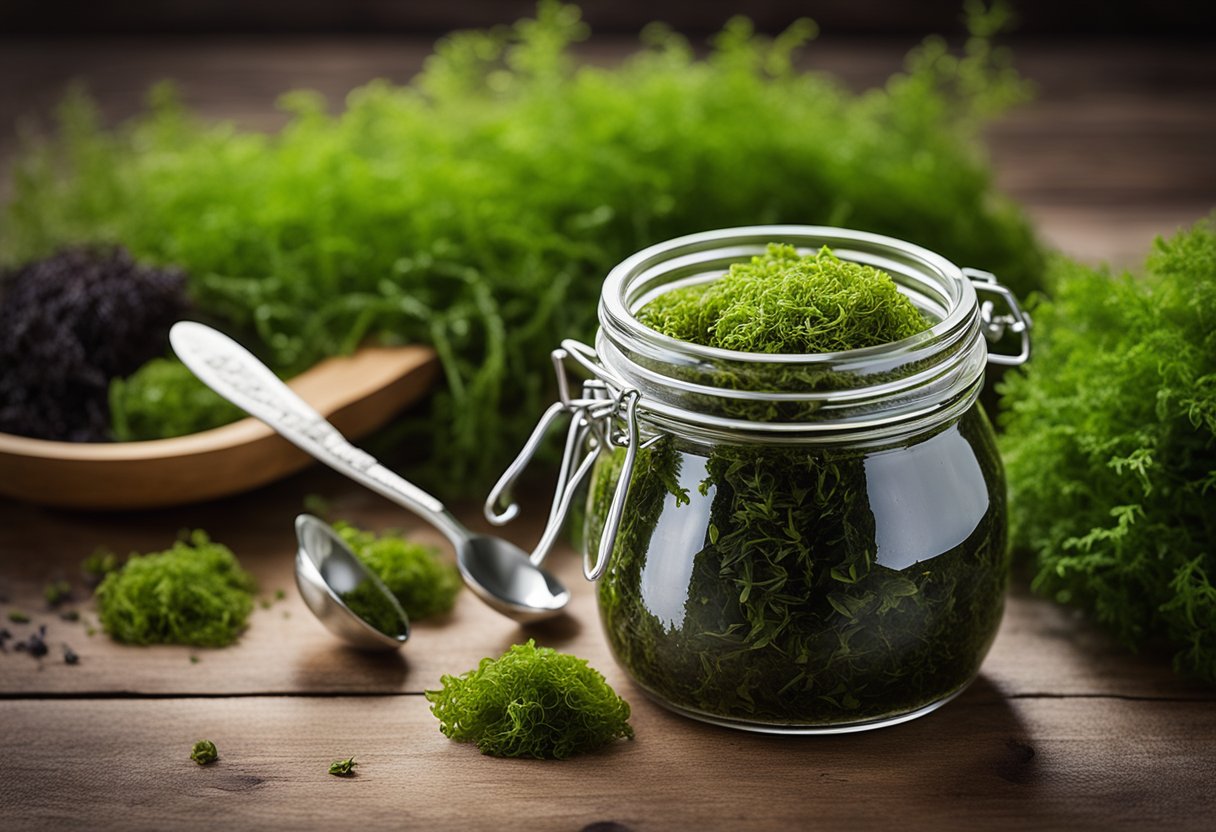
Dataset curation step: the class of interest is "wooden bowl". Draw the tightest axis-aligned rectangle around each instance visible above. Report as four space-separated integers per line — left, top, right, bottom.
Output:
0 345 439 510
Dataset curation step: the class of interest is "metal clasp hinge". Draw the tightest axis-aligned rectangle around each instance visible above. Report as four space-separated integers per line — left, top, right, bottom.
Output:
964 268 1032 367
484 344 644 581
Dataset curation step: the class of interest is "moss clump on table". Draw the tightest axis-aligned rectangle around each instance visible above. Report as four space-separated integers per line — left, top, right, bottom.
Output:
588 243 1008 726
335 522 461 620
95 531 256 647
999 218 1216 684
426 640 633 759
190 739 218 766
0 1 1041 495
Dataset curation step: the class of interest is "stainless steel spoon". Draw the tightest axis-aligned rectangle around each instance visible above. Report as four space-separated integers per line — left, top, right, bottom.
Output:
170 321 571 622
294 513 408 650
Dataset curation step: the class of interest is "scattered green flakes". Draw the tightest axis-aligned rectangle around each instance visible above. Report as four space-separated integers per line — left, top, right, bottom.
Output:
340 579 406 638
1 2 1043 495
8 610 30 624
95 531 256 647
335 523 460 620
639 244 928 353
426 640 633 759
999 216 1216 684
44 580 73 607
81 548 122 588
190 740 218 766
85 626 97 637
274 589 286 602
259 598 272 610
328 757 357 777
59 610 80 622
189 655 200 664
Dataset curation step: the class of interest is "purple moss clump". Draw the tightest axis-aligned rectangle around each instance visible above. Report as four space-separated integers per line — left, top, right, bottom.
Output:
0 247 190 441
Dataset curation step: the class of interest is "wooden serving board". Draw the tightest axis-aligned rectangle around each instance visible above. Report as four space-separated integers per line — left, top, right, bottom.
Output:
0 345 439 510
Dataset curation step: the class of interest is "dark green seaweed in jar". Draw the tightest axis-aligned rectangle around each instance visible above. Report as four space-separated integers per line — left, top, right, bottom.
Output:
498 227 1028 732
587 406 1008 728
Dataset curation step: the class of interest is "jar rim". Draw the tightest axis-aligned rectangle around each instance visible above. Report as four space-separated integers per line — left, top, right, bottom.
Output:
591 225 992 439
600 225 975 367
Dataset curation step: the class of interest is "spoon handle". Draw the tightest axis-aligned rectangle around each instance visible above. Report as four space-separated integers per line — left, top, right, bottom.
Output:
170 322 446 520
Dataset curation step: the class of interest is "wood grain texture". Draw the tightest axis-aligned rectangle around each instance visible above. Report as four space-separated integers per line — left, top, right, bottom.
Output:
1 694 1213 832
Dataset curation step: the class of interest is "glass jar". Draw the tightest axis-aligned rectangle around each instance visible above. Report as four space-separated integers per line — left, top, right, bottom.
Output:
488 226 1030 734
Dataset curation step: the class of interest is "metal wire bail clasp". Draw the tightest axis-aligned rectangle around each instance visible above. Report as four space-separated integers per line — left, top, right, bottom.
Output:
484 344 643 582
964 268 1032 366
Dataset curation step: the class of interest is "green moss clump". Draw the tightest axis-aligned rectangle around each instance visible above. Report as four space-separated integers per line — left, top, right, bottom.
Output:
109 358 245 441
425 640 633 759
340 579 406 637
190 739 218 765
999 218 1216 683
639 244 928 353
335 523 461 620
328 756 357 777
95 531 256 647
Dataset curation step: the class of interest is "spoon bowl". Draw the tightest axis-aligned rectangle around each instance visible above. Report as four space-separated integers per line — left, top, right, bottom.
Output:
295 513 409 650
457 535 571 623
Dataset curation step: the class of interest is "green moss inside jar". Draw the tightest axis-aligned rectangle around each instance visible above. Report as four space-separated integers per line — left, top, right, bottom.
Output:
578 231 1016 732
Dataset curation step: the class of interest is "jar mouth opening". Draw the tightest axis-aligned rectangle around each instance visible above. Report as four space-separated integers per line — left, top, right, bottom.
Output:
601 225 974 369
593 225 988 437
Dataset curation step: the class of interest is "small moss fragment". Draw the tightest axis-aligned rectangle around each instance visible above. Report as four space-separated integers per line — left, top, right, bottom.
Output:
82 548 122 588
8 610 30 623
335 522 461 620
425 640 633 759
44 580 72 607
328 757 357 777
190 740 218 766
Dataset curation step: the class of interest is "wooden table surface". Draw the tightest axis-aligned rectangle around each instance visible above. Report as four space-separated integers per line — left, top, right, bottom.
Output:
1 34 1215 832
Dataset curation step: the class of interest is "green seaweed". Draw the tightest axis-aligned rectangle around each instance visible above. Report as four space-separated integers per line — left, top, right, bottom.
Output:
95 531 256 647
335 522 461 620
999 218 1216 683
425 640 633 759
109 358 245 441
591 418 1007 726
639 244 926 353
339 579 406 637
328 756 358 777
1 2 1041 494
